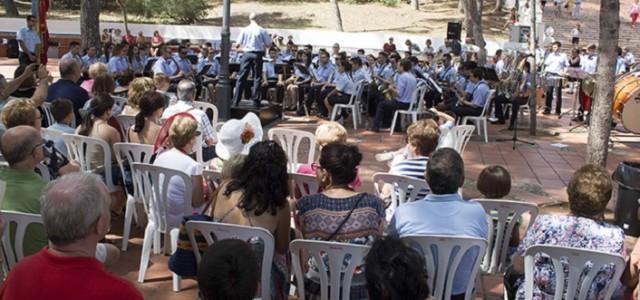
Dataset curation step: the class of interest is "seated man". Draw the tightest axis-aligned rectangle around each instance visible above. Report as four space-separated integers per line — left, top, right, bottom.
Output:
441 68 491 120
261 47 285 104
153 45 184 84
47 59 89 122
0 173 142 299
307 50 335 116
369 58 417 132
387 148 488 300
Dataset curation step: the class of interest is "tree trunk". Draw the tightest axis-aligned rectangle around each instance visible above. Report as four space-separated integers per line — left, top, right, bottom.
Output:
586 0 620 167
464 0 487 64
330 0 344 32
2 0 19 16
495 0 503 11
115 0 129 33
81 0 102 55
411 0 419 10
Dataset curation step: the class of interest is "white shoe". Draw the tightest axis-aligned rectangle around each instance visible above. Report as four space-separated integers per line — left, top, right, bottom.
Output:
375 152 394 162
488 117 498 123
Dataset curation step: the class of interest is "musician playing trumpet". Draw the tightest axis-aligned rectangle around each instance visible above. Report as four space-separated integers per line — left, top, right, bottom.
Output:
437 68 491 119
368 59 417 132
493 60 533 130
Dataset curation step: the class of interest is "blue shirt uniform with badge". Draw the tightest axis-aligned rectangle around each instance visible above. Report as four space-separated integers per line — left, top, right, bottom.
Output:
174 55 193 75
153 57 178 76
197 57 220 77
335 72 355 95
314 62 336 83
107 56 130 74
395 72 418 104
470 80 491 107
82 55 99 68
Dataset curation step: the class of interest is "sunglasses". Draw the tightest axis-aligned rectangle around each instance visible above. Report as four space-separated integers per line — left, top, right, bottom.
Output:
311 162 322 171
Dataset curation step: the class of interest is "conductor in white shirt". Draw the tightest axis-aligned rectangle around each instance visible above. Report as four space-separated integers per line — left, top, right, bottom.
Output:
233 13 272 107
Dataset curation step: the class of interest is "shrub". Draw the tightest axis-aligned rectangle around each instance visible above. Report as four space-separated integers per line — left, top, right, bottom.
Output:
123 0 209 24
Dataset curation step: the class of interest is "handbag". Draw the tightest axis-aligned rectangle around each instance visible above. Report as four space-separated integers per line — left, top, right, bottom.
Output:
168 201 213 277
325 193 365 241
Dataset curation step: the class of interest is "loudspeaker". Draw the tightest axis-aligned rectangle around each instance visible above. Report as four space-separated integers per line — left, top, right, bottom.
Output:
446 22 462 41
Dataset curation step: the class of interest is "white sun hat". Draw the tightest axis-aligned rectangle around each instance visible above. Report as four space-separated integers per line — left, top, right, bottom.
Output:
215 112 263 160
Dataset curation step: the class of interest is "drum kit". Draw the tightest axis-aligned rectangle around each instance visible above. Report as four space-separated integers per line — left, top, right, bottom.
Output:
613 72 640 134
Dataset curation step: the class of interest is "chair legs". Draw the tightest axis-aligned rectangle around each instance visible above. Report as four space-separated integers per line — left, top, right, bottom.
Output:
170 228 181 292
330 106 339 122
121 194 136 251
482 119 488 144
390 111 400 136
137 224 155 283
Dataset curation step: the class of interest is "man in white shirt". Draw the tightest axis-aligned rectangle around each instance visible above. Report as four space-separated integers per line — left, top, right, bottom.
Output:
543 41 568 115
233 13 272 107
162 80 217 161
16 15 41 66
581 44 598 74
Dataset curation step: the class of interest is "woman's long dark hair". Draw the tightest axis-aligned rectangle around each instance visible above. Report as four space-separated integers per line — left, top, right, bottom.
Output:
133 91 164 133
224 141 289 216
78 93 114 136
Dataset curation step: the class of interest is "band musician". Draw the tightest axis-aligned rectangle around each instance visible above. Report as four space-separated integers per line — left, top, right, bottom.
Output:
368 58 417 132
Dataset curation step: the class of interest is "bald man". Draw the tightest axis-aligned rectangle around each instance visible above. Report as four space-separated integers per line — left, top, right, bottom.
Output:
0 125 48 256
47 58 89 122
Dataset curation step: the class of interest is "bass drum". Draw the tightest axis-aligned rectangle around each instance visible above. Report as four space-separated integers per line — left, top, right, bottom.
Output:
613 72 640 133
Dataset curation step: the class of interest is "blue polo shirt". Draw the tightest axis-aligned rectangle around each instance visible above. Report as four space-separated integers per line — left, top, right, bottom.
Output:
395 72 417 103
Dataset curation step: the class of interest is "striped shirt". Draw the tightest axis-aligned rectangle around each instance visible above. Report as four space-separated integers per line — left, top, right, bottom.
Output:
389 156 430 199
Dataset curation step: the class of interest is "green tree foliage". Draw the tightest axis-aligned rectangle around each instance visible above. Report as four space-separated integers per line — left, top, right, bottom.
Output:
123 0 209 24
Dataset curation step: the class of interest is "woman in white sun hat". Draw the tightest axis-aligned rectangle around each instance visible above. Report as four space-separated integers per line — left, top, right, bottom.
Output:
210 112 263 170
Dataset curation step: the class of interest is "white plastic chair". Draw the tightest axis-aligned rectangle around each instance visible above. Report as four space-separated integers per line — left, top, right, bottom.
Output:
446 125 476 155
268 128 316 172
113 142 154 251
389 84 429 135
290 239 371 300
459 89 496 144
34 163 51 182
330 80 366 129
116 115 136 143
372 172 430 220
185 221 275 299
289 172 320 198
40 128 63 140
401 235 488 300
523 245 625 300
202 169 223 191
473 199 538 274
62 134 118 192
192 101 219 127
0 210 43 272
131 162 193 292
40 102 55 126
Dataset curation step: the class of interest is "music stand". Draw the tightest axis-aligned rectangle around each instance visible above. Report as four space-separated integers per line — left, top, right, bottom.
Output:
196 64 212 78
495 100 537 149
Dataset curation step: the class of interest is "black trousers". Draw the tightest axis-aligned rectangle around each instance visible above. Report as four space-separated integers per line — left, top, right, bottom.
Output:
495 95 529 126
444 97 483 119
372 100 410 130
233 51 264 105
322 92 351 117
261 80 284 103
545 85 562 114
424 90 443 108
313 86 335 116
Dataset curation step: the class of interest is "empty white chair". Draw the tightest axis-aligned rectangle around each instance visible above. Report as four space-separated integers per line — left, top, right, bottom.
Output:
523 245 625 300
290 239 370 300
330 80 366 129
202 169 223 190
131 163 194 292
459 89 496 144
389 84 429 136
0 210 43 272
192 101 219 127
372 172 430 219
289 172 319 198
473 199 538 274
401 235 488 300
62 134 118 192
185 221 275 299
268 128 316 172
113 142 154 251
445 125 476 155
116 115 136 142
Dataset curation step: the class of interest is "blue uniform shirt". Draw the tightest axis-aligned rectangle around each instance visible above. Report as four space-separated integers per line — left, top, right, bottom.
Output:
395 72 418 104
107 56 130 74
153 57 178 76
314 62 336 83
237 23 271 52
470 80 491 107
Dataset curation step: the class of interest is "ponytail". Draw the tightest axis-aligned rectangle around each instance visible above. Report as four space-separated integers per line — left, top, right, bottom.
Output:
133 112 145 133
78 93 114 136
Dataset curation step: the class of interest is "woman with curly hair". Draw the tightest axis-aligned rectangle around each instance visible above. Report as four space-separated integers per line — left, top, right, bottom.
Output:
122 77 155 115
209 140 291 300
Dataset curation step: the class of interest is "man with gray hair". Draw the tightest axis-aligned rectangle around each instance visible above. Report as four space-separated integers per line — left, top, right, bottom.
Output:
233 13 272 107
0 173 142 299
162 80 217 160
47 58 89 122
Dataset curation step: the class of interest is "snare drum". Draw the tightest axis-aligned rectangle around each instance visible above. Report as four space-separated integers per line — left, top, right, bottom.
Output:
613 72 640 133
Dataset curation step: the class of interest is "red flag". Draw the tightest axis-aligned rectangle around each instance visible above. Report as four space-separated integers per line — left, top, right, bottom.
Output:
38 0 49 65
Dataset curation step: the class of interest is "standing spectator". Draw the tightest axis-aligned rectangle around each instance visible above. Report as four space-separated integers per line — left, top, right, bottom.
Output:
111 29 123 44
423 39 435 55
573 0 582 19
0 172 142 299
233 13 272 107
632 0 640 27
123 29 136 45
101 29 112 45
47 59 90 122
136 31 147 47
543 41 568 115
383 37 397 53
387 148 488 300
405 39 420 54
16 15 41 66
150 30 164 56
570 23 582 48
623 47 636 72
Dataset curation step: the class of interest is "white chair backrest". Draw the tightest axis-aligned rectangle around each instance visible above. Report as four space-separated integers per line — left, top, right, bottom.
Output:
34 163 51 182
402 235 488 300
289 172 319 198
113 143 154 195
372 172 429 214
192 101 219 126
290 240 370 300
479 89 496 118
347 80 366 106
202 169 223 190
185 221 274 299
112 96 128 115
41 102 55 126
473 199 538 274
40 128 63 140
62 133 116 190
268 128 316 172
116 115 136 142
0 210 43 271
408 84 429 112
130 163 193 233
523 245 625 300
448 125 476 154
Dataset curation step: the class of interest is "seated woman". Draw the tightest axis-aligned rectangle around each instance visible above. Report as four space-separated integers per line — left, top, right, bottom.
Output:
122 77 155 115
321 60 355 119
505 164 626 300
284 50 312 111
295 143 385 300
83 73 121 114
210 140 291 300
127 91 164 145
153 115 208 227
81 62 108 95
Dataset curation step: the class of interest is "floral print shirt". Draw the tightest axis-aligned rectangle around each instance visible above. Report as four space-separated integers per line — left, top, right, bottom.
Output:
515 214 625 300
